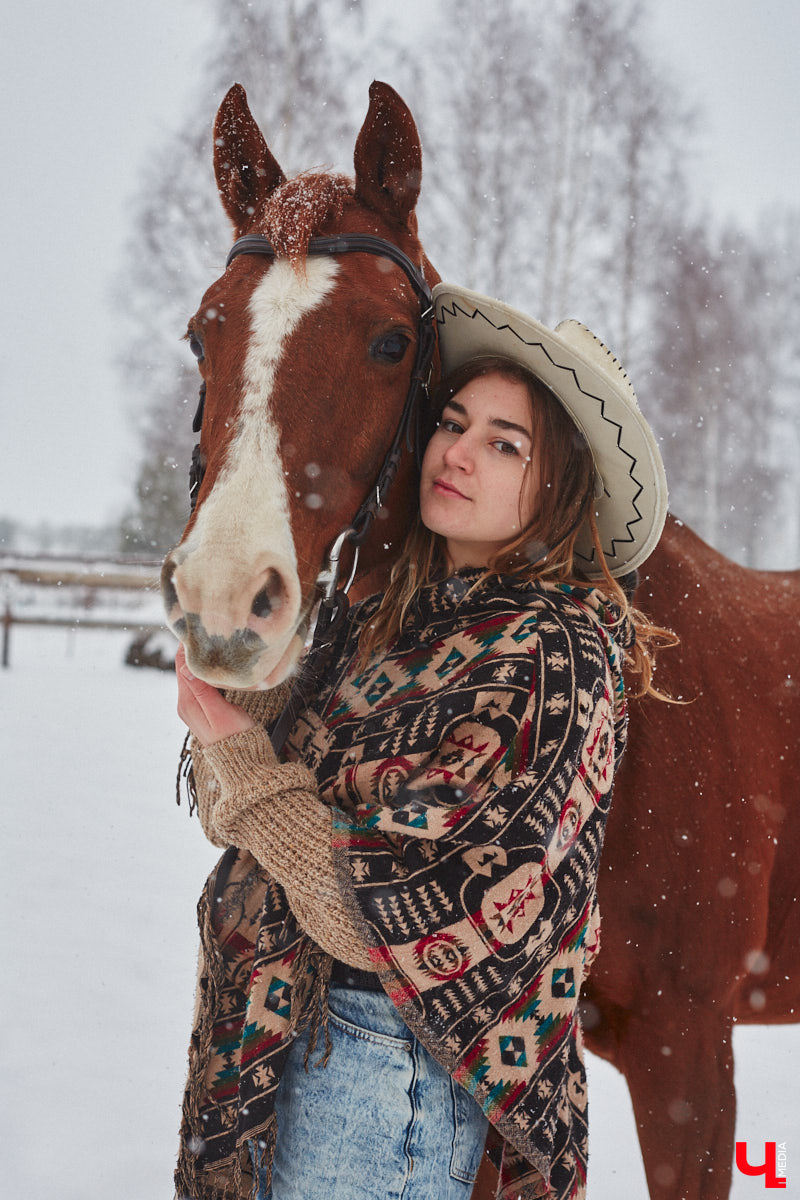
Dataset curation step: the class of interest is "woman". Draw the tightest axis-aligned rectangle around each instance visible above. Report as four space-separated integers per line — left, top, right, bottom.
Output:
174 284 670 1200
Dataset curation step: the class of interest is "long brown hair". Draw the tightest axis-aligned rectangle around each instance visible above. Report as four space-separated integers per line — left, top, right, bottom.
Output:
359 356 676 697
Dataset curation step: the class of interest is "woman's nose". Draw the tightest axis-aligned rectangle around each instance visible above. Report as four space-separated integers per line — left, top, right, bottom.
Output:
442 435 473 472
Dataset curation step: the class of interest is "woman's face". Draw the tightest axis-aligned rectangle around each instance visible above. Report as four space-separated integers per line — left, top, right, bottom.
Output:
419 372 539 569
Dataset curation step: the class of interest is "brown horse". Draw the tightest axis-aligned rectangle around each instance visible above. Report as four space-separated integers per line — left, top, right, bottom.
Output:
162 83 800 1198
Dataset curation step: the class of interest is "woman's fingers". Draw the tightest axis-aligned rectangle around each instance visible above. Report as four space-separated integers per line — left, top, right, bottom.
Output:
175 642 256 746
176 658 215 744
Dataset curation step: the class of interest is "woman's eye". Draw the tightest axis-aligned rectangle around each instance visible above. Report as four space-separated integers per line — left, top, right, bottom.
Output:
493 439 520 456
188 332 205 362
370 331 410 363
438 418 463 434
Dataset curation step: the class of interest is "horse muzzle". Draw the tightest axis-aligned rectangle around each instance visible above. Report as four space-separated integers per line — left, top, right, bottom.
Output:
160 551 305 687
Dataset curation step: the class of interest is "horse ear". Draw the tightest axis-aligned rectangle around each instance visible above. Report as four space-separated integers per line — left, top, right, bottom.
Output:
354 81 422 230
213 84 286 235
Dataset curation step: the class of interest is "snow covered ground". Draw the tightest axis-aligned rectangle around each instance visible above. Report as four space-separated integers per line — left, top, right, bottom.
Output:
2 627 797 1198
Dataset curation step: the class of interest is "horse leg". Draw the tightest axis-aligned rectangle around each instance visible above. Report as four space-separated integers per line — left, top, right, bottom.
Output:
616 1003 736 1200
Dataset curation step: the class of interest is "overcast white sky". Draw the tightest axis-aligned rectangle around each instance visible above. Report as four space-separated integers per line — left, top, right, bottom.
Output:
1 0 798 531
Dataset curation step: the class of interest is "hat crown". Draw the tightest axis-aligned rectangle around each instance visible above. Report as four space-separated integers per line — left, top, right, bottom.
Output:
554 320 641 412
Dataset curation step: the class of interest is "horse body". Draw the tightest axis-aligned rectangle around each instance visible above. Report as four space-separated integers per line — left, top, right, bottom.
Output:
583 515 799 1198
163 83 799 1199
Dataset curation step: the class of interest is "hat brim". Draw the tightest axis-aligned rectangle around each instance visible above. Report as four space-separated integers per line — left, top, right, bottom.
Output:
432 284 668 578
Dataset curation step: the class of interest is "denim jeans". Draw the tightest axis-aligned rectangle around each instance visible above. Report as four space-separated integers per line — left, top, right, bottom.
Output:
250 983 489 1199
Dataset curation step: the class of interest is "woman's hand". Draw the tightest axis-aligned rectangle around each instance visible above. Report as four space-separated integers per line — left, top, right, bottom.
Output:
175 644 257 747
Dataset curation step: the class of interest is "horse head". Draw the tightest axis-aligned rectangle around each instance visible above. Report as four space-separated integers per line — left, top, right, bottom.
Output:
161 82 438 688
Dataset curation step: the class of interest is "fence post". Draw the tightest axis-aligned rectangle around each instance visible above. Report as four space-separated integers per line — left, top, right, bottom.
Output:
2 603 11 668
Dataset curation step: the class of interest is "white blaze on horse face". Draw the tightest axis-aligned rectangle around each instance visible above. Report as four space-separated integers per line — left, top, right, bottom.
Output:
169 257 340 686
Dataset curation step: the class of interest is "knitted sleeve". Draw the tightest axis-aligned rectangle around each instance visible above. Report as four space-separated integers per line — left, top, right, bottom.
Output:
199 726 373 970
185 681 293 847
188 735 226 847
222 680 293 725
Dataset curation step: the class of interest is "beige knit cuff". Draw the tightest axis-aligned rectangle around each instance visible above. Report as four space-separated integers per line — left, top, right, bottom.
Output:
203 726 319 829
222 679 292 727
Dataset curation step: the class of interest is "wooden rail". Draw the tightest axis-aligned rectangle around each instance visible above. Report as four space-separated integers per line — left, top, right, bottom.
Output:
0 553 166 667
0 552 161 588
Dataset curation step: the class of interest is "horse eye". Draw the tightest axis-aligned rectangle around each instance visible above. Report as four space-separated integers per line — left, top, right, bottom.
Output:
370 331 410 363
188 332 205 362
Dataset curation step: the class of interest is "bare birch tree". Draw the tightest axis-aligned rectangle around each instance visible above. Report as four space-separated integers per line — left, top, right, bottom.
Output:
416 0 691 356
117 0 364 553
644 213 800 565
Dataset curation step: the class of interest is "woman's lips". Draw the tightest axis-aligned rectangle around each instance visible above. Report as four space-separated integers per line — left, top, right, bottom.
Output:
433 477 469 499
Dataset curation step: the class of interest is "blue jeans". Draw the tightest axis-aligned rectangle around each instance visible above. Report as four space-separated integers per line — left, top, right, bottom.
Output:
251 983 489 1199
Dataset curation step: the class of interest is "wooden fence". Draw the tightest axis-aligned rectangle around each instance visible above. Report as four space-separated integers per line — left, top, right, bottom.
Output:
0 553 166 667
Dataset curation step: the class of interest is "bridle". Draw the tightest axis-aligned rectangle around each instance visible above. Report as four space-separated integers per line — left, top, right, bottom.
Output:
185 232 437 739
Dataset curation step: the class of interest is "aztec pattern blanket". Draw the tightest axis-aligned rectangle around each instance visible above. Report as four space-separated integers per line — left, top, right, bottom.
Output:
175 571 631 1200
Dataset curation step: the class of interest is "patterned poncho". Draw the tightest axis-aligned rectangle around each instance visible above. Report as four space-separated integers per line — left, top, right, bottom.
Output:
176 570 631 1200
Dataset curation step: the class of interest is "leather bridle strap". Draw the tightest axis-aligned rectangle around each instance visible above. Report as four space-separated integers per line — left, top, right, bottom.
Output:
225 232 432 304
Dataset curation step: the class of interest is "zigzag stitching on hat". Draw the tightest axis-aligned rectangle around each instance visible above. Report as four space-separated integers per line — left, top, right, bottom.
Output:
567 321 635 391
438 301 644 563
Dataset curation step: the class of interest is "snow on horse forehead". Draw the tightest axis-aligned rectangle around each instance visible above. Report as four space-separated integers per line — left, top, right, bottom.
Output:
160 82 435 689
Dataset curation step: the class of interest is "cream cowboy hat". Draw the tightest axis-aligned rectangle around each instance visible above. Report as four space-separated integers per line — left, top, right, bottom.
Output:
432 283 668 579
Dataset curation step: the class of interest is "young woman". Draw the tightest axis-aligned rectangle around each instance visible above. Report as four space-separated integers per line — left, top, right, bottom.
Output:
174 284 670 1200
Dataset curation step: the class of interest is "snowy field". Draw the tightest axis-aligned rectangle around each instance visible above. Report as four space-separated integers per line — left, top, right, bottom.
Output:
2 627 797 1199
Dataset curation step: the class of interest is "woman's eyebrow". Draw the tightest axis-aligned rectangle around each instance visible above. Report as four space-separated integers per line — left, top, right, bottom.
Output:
444 398 532 441
490 416 532 440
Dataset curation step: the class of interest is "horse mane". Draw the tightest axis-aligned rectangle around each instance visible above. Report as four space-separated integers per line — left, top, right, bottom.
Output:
259 171 353 265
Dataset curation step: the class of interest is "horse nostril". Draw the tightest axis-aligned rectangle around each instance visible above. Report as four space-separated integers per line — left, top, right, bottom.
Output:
251 587 272 619
251 569 285 620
